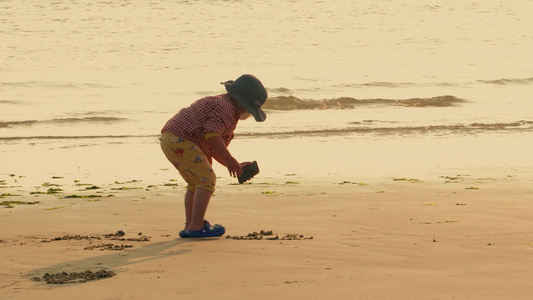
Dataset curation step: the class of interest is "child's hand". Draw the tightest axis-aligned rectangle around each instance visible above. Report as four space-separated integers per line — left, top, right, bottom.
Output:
226 157 242 178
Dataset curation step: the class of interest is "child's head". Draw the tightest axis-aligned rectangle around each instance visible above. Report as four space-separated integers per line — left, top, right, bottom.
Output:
221 74 268 122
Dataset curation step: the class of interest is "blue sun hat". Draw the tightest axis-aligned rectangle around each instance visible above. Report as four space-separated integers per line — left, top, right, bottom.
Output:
221 74 268 122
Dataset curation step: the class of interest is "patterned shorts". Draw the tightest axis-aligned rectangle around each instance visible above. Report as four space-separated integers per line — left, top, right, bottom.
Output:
160 131 216 193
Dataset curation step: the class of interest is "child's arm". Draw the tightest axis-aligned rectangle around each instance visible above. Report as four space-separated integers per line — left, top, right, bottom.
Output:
207 135 242 178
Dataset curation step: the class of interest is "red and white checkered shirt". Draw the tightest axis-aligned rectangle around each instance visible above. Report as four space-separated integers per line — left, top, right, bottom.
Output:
162 93 241 158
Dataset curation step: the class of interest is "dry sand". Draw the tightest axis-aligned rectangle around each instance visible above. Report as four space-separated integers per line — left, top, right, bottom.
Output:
1 173 533 299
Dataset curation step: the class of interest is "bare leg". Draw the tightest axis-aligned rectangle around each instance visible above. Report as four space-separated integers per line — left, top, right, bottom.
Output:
187 188 212 231
183 189 194 230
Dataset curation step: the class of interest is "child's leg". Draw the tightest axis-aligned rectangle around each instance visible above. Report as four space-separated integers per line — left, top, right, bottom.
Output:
187 188 212 231
160 131 217 233
183 189 194 230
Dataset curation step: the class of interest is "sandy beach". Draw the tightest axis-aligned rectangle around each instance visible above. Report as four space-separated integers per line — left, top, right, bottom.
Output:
2 1 533 299
1 170 532 300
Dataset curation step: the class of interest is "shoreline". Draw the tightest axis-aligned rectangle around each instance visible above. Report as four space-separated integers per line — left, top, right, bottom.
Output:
2 130 533 188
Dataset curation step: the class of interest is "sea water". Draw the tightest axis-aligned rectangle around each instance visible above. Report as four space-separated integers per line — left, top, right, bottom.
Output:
1 0 532 185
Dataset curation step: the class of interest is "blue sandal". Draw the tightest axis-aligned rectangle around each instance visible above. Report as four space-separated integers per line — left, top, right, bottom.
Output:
184 220 225 238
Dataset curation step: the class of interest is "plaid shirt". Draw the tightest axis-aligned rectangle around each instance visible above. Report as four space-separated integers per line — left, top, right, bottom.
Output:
162 93 241 158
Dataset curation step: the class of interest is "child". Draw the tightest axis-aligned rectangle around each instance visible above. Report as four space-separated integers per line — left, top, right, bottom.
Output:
160 74 267 238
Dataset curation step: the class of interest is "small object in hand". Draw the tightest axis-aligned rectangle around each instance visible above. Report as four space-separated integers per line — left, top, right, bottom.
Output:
238 161 259 184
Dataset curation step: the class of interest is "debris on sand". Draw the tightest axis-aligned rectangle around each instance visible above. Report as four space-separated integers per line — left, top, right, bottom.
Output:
226 230 313 240
84 243 133 251
42 231 151 243
32 270 116 284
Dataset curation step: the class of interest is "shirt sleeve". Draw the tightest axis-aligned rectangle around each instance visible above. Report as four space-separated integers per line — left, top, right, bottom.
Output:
204 132 220 139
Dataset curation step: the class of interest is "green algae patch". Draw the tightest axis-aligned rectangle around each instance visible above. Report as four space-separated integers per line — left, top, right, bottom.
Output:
111 187 143 191
1 200 40 208
261 191 277 195
393 178 420 182
46 206 66 211
64 194 112 199
339 181 367 186
30 188 63 195
1 193 21 198
65 195 101 199
85 186 101 190
47 188 63 194
114 180 142 184
440 174 471 182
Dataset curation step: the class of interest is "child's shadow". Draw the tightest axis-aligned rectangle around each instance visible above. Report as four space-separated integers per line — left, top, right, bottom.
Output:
25 238 196 281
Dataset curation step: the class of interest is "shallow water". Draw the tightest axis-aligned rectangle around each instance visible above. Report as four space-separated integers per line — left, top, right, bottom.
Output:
1 0 532 184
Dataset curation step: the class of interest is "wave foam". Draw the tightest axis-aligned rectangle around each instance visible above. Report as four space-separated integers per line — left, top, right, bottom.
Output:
237 120 533 138
0 117 127 128
262 95 466 110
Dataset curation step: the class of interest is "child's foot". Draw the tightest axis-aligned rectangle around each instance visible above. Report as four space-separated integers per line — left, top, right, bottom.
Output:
184 220 225 238
179 230 188 238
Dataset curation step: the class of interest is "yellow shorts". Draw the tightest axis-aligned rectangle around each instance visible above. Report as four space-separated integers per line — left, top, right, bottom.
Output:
160 131 216 193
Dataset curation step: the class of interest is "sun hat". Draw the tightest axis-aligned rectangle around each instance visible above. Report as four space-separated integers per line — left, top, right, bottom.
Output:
221 74 268 122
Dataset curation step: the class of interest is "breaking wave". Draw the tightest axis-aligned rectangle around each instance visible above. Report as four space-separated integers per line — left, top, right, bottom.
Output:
0 117 127 128
0 99 26 105
263 95 465 110
334 77 533 89
0 81 115 89
237 120 533 138
0 134 153 141
478 77 533 85
269 77 533 94
1 121 531 142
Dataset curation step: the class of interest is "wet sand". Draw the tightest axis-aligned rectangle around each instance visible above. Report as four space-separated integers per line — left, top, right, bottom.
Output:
1 171 533 300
